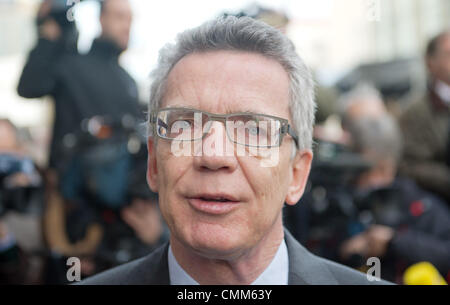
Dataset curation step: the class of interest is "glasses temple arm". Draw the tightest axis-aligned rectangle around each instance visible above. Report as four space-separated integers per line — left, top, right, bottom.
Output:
149 113 169 134
286 125 299 148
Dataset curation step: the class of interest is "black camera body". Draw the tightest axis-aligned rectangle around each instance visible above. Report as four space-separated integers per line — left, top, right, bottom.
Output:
56 115 159 271
36 0 79 52
285 140 408 265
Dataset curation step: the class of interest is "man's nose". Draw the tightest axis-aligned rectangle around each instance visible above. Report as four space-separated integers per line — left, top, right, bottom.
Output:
193 121 238 172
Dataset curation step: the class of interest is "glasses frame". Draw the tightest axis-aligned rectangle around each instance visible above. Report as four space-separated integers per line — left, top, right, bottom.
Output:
149 107 299 148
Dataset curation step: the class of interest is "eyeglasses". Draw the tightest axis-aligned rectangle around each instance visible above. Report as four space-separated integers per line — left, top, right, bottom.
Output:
149 107 299 148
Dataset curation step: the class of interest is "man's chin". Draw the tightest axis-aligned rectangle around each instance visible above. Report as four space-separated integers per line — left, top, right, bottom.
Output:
182 227 251 260
190 242 247 261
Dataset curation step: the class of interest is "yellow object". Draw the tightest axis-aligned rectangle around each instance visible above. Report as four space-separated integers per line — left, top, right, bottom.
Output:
403 262 447 285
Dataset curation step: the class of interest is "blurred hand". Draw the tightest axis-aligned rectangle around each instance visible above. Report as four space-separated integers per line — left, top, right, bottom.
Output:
340 225 394 260
365 225 394 258
4 172 32 188
39 19 61 41
0 221 8 240
44 169 59 191
340 232 369 260
121 199 163 245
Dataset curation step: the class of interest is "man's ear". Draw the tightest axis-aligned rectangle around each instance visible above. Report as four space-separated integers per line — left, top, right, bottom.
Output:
285 149 313 206
146 137 159 192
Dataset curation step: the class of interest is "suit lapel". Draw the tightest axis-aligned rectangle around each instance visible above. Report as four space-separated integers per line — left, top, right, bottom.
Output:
285 229 339 285
139 242 171 285
149 230 339 285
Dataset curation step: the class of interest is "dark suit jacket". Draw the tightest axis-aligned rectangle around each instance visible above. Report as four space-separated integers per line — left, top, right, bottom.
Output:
79 230 390 285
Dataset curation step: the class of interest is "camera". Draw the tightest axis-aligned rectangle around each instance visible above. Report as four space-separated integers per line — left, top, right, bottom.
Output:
36 0 78 51
0 154 43 217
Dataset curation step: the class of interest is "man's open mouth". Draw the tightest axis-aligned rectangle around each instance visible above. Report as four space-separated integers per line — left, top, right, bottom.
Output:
188 194 240 214
198 196 235 202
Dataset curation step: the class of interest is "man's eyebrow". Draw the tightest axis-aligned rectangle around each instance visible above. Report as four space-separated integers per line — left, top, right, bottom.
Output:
225 106 274 115
223 109 276 117
231 108 260 114
163 103 194 109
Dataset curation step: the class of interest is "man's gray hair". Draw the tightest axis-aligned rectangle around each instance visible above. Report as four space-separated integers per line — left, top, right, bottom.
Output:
148 16 316 150
346 115 403 165
338 83 383 115
338 83 385 131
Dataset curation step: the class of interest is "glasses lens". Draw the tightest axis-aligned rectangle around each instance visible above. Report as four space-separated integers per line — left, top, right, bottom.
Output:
226 114 281 147
156 109 205 140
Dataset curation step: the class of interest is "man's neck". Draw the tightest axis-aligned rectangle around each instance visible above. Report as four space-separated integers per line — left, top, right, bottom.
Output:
170 218 285 285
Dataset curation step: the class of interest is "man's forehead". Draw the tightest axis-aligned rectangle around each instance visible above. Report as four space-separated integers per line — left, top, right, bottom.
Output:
162 50 291 115
434 33 450 55
169 50 287 75
441 34 450 50
159 103 276 116
103 0 132 14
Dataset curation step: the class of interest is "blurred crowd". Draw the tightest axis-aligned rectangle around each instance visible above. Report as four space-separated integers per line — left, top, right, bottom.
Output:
0 0 449 285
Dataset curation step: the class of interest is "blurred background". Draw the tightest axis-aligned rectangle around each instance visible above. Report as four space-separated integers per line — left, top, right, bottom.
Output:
1 0 449 165
0 0 449 285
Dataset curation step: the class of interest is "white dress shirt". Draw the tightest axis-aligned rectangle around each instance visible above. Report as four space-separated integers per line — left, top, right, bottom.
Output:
435 80 450 106
168 239 289 285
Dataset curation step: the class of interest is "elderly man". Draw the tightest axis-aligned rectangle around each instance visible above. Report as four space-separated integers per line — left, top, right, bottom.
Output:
336 87 450 283
80 16 386 285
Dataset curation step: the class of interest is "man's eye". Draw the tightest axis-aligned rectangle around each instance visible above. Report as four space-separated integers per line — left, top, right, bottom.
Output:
170 120 193 129
248 126 265 136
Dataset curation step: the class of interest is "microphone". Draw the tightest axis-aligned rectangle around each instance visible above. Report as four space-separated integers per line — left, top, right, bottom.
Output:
403 262 447 285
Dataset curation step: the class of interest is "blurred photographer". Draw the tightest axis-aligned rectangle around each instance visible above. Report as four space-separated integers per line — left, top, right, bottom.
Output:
399 30 450 203
17 0 166 281
17 0 142 172
0 119 44 284
339 87 450 283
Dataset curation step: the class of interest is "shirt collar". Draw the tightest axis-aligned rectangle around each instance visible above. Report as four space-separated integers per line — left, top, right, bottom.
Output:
435 79 450 106
428 79 450 111
168 239 289 285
